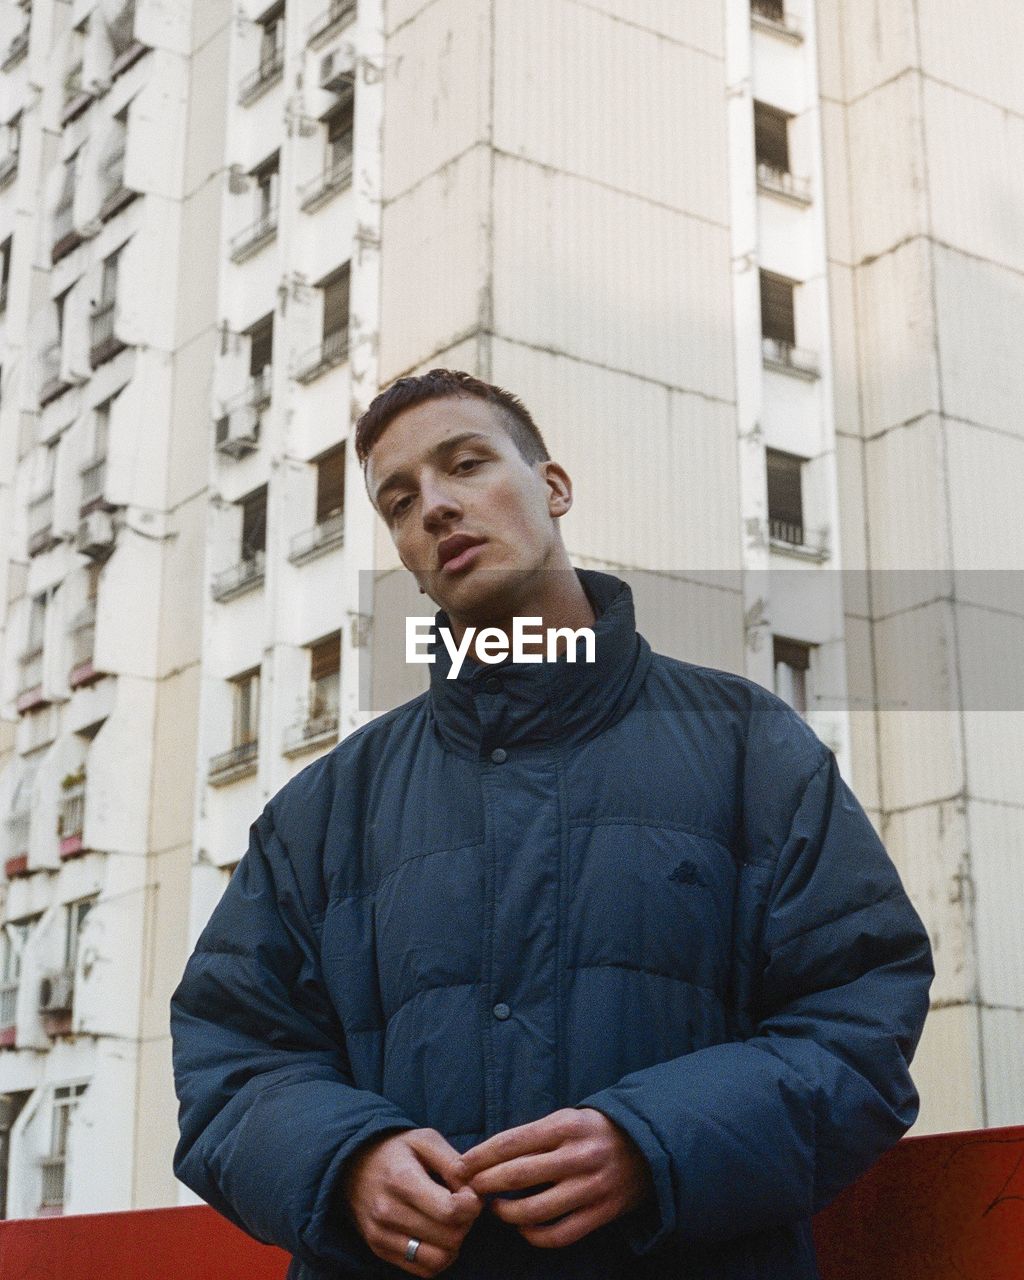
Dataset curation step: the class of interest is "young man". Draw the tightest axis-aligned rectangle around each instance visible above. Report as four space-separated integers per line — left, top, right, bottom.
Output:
171 370 933 1280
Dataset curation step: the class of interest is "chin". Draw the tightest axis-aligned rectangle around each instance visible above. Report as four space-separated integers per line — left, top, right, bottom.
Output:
428 565 532 626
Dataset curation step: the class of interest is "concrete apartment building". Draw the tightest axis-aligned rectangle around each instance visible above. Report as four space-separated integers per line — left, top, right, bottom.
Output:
0 0 1021 1223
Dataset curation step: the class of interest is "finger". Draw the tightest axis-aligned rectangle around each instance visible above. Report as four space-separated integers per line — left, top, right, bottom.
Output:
468 1149 575 1195
396 1155 482 1228
518 1203 610 1250
368 1225 458 1278
407 1129 470 1193
377 1196 474 1255
461 1115 567 1178
487 1176 597 1228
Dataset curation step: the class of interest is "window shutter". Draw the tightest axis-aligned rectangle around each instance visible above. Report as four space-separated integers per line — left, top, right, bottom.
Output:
316 446 345 522
310 632 341 682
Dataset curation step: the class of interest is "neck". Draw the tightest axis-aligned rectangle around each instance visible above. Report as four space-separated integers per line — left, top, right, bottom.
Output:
446 565 597 664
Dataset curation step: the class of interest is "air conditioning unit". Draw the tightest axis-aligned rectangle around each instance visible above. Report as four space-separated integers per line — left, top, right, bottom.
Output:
319 45 355 93
215 405 260 459
38 968 75 1015
75 509 115 560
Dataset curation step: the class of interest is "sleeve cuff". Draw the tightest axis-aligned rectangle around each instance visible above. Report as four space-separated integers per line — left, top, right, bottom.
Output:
575 1095 676 1255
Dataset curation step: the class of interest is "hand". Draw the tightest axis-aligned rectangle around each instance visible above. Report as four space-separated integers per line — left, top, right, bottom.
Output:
460 1107 654 1249
340 1128 484 1276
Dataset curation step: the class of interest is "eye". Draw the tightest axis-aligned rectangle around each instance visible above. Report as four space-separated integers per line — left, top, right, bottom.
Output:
454 458 481 473
390 495 412 519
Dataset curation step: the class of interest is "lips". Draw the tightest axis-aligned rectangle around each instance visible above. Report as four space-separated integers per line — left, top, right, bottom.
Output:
437 534 486 573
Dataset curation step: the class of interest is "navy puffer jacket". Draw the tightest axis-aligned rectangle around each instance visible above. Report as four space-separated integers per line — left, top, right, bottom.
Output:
171 568 933 1279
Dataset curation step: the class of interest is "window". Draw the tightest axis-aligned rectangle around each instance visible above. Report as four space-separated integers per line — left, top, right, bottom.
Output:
0 113 22 185
240 486 267 561
773 637 812 716
247 313 274 377
258 2 285 68
316 444 345 524
253 151 280 223
1 1091 31 1219
231 669 260 747
326 95 354 175
53 153 79 254
0 236 10 311
322 263 350 341
308 633 340 720
99 248 121 309
752 0 785 20
43 1084 88 1210
93 400 111 461
766 449 804 545
64 898 95 973
754 102 790 174
107 0 138 62
759 271 796 346
27 592 48 654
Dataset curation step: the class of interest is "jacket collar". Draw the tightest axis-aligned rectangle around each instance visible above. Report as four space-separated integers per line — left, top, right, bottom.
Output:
426 569 652 757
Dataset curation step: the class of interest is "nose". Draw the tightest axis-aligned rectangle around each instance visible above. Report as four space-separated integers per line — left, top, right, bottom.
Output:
420 473 463 529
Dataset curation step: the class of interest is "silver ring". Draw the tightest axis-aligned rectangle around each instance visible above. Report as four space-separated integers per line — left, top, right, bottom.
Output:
405 1237 421 1262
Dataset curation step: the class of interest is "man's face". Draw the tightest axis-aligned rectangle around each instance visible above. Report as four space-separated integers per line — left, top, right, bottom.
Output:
365 396 572 624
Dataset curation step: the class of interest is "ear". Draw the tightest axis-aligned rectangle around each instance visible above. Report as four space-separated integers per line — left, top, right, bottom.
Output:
539 461 573 519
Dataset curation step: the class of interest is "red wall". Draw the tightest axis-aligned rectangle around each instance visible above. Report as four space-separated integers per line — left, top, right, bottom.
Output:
1 1126 1022 1279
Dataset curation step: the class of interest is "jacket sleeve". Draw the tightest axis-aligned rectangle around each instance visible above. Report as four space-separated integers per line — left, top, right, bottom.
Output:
170 804 418 1273
576 743 934 1253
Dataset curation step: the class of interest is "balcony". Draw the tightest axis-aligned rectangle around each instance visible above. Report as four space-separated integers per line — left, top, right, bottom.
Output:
69 600 103 688
751 0 803 41
299 151 353 213
769 519 831 562
293 329 349 385
0 150 17 190
99 147 137 222
756 162 812 206
28 490 61 556
238 49 284 105
283 709 339 757
6 809 30 862
229 207 278 263
212 550 265 602
1 28 29 71
762 336 820 381
309 0 357 48
38 342 71 407
208 739 258 786
58 780 86 859
288 509 345 565
89 300 127 368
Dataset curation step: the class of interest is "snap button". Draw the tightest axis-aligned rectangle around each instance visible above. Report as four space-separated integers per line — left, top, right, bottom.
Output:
483 676 502 694
490 747 507 764
492 1003 510 1020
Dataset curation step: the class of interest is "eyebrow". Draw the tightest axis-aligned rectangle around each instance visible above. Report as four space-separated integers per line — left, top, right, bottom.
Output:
372 432 494 508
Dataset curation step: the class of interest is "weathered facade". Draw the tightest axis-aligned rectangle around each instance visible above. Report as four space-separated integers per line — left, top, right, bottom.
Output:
0 0 1019 1221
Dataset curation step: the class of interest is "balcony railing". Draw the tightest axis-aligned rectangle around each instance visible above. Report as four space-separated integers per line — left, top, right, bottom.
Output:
299 150 353 212
1 28 29 71
61 68 93 125
6 809 31 858
756 162 812 205
288 510 345 565
40 1157 66 1210
208 739 259 784
0 982 17 1029
58 782 86 857
229 207 278 262
28 491 60 555
283 709 339 756
89 300 126 367
238 48 284 105
751 0 803 39
293 329 349 384
762 336 820 380
212 550 266 602
69 601 100 685
769 517 804 546
309 0 357 47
